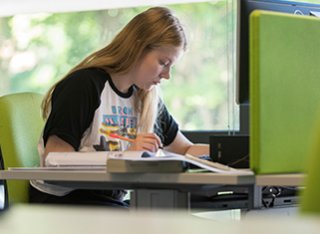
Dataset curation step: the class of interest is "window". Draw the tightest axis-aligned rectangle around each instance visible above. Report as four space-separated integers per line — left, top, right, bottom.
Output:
0 0 238 133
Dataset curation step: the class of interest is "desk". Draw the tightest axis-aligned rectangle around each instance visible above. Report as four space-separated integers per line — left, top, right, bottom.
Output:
255 173 305 186
0 169 254 210
1 204 320 234
251 173 304 208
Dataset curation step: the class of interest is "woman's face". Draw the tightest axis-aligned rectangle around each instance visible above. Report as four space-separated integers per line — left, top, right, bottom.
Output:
133 45 183 91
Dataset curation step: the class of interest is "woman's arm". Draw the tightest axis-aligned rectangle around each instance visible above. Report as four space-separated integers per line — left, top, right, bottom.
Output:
42 135 75 166
164 131 209 156
185 143 210 156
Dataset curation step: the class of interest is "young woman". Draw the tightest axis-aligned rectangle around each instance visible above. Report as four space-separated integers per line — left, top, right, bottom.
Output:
30 6 209 207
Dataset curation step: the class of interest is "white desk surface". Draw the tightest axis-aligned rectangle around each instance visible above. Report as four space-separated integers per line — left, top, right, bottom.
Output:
0 169 254 186
255 173 305 186
1 204 320 234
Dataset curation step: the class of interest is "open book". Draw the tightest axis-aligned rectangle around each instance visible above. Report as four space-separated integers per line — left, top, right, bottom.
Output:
44 150 252 174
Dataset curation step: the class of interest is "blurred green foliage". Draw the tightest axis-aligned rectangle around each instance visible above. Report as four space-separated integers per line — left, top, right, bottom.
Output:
0 1 239 131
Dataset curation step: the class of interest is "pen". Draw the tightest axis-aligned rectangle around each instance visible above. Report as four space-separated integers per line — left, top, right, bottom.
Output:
110 133 164 149
100 130 163 149
108 133 135 143
99 129 135 143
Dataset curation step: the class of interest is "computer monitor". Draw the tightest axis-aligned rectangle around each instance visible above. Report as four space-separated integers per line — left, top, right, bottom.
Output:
236 0 320 104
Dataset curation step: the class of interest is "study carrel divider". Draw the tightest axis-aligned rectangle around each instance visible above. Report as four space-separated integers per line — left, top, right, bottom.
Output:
249 10 320 174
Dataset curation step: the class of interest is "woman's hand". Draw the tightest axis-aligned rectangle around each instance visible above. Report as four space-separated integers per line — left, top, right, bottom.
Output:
128 133 162 152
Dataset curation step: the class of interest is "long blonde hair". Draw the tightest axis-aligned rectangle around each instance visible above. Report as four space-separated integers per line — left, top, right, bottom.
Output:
42 6 187 133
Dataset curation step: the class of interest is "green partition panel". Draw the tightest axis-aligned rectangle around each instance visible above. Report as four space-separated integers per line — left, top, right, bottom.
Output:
250 10 320 174
300 117 320 214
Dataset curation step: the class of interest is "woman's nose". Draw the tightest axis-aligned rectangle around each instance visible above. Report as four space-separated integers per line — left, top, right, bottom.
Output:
160 68 170 80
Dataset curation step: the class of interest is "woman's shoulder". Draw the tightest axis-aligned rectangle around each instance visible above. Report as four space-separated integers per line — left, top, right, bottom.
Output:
67 67 110 84
55 67 111 96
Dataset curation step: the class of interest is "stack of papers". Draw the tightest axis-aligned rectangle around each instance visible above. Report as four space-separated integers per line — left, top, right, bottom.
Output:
44 151 145 170
42 150 253 174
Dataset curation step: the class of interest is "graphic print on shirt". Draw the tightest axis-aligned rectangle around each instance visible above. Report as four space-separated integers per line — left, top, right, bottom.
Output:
94 105 137 151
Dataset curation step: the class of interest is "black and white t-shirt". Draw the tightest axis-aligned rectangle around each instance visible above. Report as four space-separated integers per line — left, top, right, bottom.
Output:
32 67 178 196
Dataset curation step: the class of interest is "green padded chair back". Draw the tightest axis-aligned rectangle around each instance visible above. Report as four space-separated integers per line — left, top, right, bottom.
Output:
0 92 43 205
300 117 320 214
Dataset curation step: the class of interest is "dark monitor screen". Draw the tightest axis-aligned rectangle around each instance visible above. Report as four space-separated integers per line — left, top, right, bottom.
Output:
236 0 320 104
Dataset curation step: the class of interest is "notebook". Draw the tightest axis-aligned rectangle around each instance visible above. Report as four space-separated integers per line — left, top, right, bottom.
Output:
250 10 320 174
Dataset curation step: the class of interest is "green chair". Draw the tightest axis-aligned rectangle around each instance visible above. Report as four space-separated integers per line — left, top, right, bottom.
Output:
300 117 320 214
0 92 43 208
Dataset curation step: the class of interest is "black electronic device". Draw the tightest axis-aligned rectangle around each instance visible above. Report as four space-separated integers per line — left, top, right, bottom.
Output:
236 0 320 104
209 135 249 168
